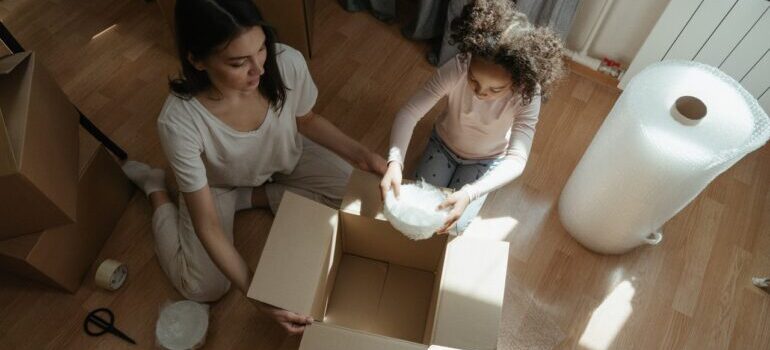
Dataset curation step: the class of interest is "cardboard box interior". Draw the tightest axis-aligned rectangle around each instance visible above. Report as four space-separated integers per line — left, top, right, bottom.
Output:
323 208 449 343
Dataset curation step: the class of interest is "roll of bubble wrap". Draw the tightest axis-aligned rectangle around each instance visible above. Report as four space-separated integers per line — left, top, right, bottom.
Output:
558 60 770 254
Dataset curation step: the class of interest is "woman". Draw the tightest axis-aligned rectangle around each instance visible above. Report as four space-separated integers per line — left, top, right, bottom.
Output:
380 0 565 234
122 0 386 334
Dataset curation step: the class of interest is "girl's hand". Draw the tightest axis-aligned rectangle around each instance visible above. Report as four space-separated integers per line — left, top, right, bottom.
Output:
380 162 403 200
255 301 313 336
356 151 388 176
436 190 471 234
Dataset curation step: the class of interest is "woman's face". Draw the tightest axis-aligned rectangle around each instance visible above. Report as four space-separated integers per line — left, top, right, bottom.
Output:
191 26 268 94
468 56 513 101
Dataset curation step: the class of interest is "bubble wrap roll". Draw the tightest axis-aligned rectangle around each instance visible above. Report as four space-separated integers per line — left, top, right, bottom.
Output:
156 300 209 350
558 60 770 254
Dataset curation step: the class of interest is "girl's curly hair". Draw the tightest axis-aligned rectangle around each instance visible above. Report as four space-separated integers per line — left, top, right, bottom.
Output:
450 0 566 105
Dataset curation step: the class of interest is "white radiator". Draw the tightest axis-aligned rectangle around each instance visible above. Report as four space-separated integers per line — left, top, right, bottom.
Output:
621 0 770 113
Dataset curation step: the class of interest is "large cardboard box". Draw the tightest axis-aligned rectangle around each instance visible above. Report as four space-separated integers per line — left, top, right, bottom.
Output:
248 170 509 350
0 144 135 292
157 0 315 58
0 52 79 239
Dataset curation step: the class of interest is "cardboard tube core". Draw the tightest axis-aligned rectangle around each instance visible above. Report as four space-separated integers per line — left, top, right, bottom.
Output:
674 96 707 121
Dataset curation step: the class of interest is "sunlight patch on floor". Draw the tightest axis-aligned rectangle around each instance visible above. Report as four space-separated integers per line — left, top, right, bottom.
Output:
578 280 635 350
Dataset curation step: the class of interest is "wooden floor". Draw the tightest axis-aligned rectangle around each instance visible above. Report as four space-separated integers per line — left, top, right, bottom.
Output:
1 0 769 349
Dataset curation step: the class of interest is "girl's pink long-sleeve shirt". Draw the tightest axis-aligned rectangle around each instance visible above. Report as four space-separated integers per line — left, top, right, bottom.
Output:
388 54 541 200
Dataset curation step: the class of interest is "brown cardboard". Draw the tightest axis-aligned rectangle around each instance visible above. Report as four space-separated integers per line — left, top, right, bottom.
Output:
249 170 509 350
0 41 11 58
323 254 435 343
430 236 509 349
423 251 446 344
376 264 435 342
157 0 315 59
340 168 387 219
339 211 447 272
300 323 428 350
247 191 339 319
324 254 387 333
0 52 79 239
0 145 135 292
299 321 466 350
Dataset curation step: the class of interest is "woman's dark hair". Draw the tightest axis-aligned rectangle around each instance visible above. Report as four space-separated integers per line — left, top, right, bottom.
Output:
450 0 566 105
170 0 287 111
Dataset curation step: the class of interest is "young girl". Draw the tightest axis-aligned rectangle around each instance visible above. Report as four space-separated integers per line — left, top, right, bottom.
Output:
122 0 385 334
380 0 565 234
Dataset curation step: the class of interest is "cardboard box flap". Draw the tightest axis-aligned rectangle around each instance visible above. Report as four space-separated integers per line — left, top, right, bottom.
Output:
432 236 509 350
0 112 12 172
341 169 386 220
0 52 30 74
300 323 428 350
247 192 339 319
0 145 134 292
0 232 41 259
339 212 447 272
0 52 33 173
0 51 79 238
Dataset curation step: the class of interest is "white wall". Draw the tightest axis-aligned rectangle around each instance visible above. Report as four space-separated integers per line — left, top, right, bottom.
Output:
566 0 672 66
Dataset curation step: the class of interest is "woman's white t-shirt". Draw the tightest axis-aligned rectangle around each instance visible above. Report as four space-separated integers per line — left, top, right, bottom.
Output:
157 44 317 193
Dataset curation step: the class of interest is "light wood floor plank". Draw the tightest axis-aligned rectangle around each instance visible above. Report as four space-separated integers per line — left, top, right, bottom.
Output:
1 0 768 349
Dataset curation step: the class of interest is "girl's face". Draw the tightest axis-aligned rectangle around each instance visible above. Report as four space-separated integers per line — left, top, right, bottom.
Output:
468 56 513 101
190 26 267 94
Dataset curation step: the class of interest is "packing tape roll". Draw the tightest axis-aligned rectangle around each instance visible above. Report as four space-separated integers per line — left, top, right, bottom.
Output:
95 259 127 291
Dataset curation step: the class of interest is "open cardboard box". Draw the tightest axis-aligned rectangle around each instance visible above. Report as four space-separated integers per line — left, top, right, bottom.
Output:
248 170 509 349
0 137 135 292
0 51 79 239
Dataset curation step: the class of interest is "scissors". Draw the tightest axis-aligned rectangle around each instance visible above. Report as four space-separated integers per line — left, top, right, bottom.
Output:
83 308 136 345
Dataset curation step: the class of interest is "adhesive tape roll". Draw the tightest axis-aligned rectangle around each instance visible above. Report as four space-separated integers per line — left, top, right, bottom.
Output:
95 259 127 291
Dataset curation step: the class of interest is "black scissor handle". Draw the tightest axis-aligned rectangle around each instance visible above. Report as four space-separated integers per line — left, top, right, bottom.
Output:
83 308 114 336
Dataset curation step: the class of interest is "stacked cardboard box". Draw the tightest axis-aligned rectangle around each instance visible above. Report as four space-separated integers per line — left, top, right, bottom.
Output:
0 52 79 238
0 52 135 292
249 170 510 350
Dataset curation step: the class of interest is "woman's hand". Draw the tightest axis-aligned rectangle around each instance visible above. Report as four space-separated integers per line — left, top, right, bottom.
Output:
255 301 313 336
296 112 386 176
436 190 471 234
380 162 403 200
356 151 388 176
